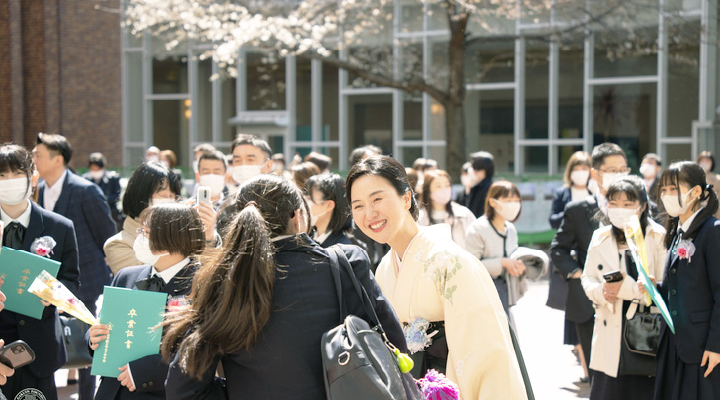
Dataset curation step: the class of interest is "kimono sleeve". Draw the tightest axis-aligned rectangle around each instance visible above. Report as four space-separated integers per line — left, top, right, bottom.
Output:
433 250 527 400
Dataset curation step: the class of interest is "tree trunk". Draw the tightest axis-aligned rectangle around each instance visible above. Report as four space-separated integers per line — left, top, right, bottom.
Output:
444 100 466 181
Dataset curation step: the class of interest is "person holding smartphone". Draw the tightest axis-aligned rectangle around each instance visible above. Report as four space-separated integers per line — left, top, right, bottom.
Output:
581 176 666 399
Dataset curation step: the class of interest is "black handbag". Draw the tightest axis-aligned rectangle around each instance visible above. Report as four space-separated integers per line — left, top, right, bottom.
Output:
619 304 659 376
322 246 423 400
59 315 93 368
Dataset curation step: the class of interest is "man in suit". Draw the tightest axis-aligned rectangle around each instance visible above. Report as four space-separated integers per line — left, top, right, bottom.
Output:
464 151 495 218
33 133 117 400
550 142 629 380
87 203 204 400
0 143 80 400
639 153 664 224
82 152 123 227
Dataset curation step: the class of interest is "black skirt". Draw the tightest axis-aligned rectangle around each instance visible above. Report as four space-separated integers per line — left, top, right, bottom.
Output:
654 329 720 400
590 370 655 400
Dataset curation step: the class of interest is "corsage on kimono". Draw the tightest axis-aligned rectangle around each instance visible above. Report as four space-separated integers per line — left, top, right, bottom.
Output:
404 318 439 354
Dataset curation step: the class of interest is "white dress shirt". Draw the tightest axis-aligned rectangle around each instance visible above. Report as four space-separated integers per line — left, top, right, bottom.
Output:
0 199 32 229
43 169 68 212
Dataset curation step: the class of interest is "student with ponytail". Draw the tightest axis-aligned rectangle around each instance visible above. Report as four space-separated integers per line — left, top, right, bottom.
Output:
643 161 720 399
161 174 405 400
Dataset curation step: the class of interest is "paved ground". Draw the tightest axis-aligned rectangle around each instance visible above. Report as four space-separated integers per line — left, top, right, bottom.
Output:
55 278 589 400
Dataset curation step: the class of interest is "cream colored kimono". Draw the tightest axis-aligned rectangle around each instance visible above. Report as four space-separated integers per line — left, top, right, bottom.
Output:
375 224 528 400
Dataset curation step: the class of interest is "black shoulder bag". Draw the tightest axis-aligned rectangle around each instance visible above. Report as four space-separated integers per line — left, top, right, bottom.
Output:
321 246 423 400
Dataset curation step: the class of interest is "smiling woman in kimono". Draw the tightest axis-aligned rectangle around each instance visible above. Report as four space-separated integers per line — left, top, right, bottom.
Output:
346 155 527 400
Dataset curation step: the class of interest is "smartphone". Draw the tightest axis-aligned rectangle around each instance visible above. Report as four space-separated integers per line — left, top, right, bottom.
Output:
0 340 35 369
196 186 211 204
603 270 624 283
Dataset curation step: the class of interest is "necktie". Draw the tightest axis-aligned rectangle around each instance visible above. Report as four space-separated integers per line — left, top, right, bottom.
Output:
136 274 165 292
3 222 25 249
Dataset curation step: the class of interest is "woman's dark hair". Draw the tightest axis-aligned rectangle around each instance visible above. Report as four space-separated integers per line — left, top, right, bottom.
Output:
161 175 308 378
697 151 715 172
305 173 351 233
605 175 650 245
563 151 592 187
88 152 107 169
291 162 320 193
659 161 719 249
143 204 205 257
0 143 34 189
421 170 454 224
122 161 182 219
484 181 522 223
346 155 419 221
159 150 177 169
304 151 332 172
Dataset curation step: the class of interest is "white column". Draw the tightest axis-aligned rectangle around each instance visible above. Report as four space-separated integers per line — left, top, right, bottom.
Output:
548 40 559 174
285 55 296 159
656 0 668 161
583 33 594 153
514 37 526 175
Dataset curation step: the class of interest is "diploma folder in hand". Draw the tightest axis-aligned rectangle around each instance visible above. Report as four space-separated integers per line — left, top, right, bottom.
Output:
0 246 60 319
91 286 168 378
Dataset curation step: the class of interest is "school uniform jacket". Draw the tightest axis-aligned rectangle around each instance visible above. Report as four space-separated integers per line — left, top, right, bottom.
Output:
91 262 197 400
658 216 720 364
0 201 80 378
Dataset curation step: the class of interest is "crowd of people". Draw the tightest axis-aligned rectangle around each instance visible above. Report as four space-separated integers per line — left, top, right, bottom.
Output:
0 132 719 400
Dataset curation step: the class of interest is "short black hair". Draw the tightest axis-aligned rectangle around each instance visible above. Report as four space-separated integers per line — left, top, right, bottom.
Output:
642 153 661 167
349 145 381 166
591 143 626 169
470 151 495 179
37 133 72 165
346 155 419 220
88 152 107 168
231 134 272 159
193 143 216 154
198 150 227 172
122 161 182 219
306 173 351 233
145 204 205 257
304 151 332 172
0 143 34 177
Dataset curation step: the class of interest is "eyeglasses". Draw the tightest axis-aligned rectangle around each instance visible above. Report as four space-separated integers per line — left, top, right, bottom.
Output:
599 167 631 174
136 228 149 236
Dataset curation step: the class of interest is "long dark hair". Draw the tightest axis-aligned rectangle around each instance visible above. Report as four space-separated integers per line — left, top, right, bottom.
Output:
122 161 182 219
346 155 419 220
421 170 454 224
659 161 719 249
160 174 307 379
305 173 351 233
605 175 650 245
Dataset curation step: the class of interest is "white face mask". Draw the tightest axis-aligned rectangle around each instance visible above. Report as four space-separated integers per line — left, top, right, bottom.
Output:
494 200 521 221
607 207 640 230
430 188 452 206
150 197 176 207
232 165 262 186
192 160 200 174
460 175 471 188
311 209 329 228
639 163 656 179
132 234 168 266
570 170 590 187
601 172 626 192
88 170 105 181
198 174 225 198
661 189 697 218
0 177 32 206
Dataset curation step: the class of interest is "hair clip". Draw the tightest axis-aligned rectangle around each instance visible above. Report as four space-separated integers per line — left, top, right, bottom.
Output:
243 201 258 209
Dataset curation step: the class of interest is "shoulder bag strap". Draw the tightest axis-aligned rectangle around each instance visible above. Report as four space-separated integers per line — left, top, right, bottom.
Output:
328 245 383 331
326 247 344 322
507 317 535 400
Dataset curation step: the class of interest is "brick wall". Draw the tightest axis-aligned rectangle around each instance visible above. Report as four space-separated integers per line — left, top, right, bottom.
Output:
0 0 122 169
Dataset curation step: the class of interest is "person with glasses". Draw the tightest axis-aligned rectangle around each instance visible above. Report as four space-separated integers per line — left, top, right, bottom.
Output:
104 161 182 274
88 204 206 400
550 142 629 384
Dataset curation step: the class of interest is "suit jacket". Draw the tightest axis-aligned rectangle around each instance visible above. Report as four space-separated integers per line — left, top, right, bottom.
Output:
550 197 600 323
658 216 720 364
83 170 123 224
39 170 117 301
465 177 493 218
165 235 405 400
92 262 197 400
318 230 353 248
0 202 80 378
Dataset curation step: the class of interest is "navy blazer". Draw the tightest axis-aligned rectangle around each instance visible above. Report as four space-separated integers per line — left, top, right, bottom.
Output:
166 235 405 400
0 201 80 378
39 171 117 301
465 177 493 218
658 216 720 364
550 197 600 323
91 262 196 400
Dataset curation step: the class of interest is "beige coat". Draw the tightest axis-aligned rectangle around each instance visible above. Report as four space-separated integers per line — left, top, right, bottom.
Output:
581 221 666 377
103 216 142 274
417 202 477 249
375 225 528 400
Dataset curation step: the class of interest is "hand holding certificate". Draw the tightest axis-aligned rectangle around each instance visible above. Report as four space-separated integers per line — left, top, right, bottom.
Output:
625 215 676 334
